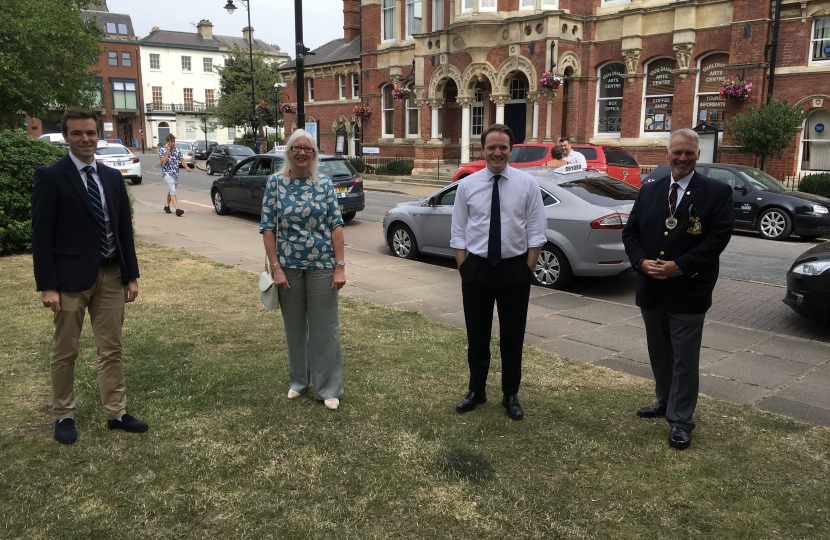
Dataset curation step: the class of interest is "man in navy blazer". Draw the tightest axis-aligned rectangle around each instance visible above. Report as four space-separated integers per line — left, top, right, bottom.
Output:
622 128 733 449
32 107 148 444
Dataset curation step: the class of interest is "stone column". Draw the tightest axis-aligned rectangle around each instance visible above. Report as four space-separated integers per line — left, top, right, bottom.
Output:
491 95 508 125
544 90 557 142
429 99 444 141
458 97 472 163
527 92 541 142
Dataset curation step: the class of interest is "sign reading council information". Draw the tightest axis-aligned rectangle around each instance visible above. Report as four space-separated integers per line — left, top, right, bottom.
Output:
553 163 583 174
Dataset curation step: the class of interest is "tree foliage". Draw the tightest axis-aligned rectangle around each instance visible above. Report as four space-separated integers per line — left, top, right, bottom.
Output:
214 47 284 134
0 0 104 129
727 100 807 170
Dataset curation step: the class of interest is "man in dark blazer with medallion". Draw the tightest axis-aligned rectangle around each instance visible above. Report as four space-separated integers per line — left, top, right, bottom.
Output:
32 107 148 444
622 128 733 449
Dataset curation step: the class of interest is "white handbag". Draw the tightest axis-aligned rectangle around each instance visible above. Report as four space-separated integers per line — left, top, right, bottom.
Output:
259 257 280 310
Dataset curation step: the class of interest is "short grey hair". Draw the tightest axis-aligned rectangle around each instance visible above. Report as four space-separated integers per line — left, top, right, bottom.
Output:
277 129 320 179
668 128 699 150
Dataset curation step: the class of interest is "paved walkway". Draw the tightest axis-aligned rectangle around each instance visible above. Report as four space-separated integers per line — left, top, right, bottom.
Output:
130 180 830 428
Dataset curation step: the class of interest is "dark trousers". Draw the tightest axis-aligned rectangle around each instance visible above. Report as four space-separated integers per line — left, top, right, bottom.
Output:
641 306 706 432
461 254 532 396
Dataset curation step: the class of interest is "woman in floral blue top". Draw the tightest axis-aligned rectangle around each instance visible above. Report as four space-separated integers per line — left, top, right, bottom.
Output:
261 129 346 410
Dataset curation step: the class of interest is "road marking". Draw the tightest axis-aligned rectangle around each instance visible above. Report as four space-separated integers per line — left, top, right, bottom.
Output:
179 200 214 208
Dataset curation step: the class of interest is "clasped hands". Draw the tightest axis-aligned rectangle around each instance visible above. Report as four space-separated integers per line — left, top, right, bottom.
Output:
641 259 678 280
271 265 346 290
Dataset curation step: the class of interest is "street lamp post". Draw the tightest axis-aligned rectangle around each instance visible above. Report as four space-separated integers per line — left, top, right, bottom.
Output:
224 0 258 151
274 82 286 149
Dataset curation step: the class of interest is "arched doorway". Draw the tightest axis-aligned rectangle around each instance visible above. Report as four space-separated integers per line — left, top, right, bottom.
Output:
157 121 171 143
504 75 528 143
802 109 830 171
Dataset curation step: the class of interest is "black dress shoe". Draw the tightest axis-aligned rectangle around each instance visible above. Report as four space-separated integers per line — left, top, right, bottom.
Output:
54 418 77 444
637 403 667 418
502 394 524 420
456 391 486 413
107 413 149 433
669 426 691 449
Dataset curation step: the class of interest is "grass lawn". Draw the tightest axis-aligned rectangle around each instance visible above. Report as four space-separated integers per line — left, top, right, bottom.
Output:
1 243 828 539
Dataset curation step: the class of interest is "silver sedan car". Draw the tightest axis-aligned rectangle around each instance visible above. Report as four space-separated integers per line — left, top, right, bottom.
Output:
382 167 638 289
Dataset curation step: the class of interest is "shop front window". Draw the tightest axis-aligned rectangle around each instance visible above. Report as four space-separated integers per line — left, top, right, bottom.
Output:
596 62 624 135
696 53 728 130
643 58 675 133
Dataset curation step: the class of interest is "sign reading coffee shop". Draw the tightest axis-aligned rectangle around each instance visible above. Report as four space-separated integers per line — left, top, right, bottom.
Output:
644 58 675 132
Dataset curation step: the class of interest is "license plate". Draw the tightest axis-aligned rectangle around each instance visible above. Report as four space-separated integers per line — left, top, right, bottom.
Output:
335 187 348 198
119 169 130 174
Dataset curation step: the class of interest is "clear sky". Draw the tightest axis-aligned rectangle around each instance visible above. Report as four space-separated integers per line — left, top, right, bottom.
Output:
105 0 347 56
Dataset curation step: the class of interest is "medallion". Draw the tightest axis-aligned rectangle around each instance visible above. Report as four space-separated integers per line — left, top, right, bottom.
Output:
666 217 678 230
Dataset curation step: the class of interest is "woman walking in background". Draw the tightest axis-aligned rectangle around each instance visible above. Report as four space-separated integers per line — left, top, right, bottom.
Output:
260 129 346 410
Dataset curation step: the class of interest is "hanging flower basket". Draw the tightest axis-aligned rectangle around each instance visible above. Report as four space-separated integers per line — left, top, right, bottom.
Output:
719 77 752 101
277 102 295 115
353 103 372 119
538 72 563 92
255 100 269 116
391 87 411 102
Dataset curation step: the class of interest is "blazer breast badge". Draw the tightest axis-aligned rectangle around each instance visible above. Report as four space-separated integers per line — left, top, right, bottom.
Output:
687 216 702 235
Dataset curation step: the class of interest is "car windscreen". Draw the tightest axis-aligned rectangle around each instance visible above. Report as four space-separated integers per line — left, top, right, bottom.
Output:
508 146 549 163
319 159 357 178
175 142 191 149
574 147 598 160
740 168 790 191
603 147 638 167
96 146 131 156
228 145 255 156
559 177 639 205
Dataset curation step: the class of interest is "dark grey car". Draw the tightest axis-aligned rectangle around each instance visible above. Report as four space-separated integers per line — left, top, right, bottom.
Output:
206 144 256 175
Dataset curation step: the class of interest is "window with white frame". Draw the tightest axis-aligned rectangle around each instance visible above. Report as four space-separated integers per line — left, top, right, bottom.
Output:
382 0 395 42
149 53 160 69
596 63 624 135
406 84 419 137
382 84 394 137
509 79 526 100
541 0 558 8
228 127 236 139
472 88 484 137
339 75 346 100
152 86 163 109
433 0 444 31
802 108 830 170
462 0 473 13
811 17 830 63
351 73 359 98
519 0 535 10
183 88 193 111
205 89 215 109
600 0 630 6
479 0 495 11
407 0 422 38
185 121 196 140
181 56 191 71
308 78 314 102
696 53 728 130
203 58 213 72
643 58 675 133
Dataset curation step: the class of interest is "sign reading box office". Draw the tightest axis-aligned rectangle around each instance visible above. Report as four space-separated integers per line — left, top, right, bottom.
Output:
644 58 675 132
598 63 624 133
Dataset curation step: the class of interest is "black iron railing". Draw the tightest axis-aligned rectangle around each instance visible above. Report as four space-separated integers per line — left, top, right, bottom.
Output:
146 103 213 113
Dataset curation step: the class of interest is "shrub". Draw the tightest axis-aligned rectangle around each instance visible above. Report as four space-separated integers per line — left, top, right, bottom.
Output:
375 164 387 175
798 173 830 199
385 159 413 176
348 157 366 173
0 130 66 255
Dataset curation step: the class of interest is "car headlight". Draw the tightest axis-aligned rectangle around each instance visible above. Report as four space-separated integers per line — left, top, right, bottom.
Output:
812 204 829 214
793 260 830 275
384 210 392 217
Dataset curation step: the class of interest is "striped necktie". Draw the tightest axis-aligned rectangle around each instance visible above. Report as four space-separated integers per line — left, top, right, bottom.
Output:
82 166 109 258
668 182 680 216
488 174 502 266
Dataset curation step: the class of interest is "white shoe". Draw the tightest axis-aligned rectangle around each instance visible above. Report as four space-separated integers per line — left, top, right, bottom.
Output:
287 390 301 399
324 398 339 410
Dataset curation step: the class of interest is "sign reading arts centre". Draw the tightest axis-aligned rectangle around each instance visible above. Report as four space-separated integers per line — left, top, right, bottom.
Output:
597 63 624 134
644 58 676 132
697 53 729 129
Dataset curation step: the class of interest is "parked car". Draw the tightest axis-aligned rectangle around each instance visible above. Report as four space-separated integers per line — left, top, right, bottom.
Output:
94 141 142 184
452 143 641 186
39 133 65 144
175 141 195 167
193 140 218 160
383 165 638 289
784 241 830 324
644 164 830 241
206 144 256 175
210 152 365 220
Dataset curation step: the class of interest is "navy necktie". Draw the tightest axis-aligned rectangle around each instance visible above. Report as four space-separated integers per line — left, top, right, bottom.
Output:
488 174 502 266
668 182 680 216
82 166 109 258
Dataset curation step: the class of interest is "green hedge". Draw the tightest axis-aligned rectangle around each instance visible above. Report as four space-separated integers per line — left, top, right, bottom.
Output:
385 159 413 176
348 157 366 173
0 131 66 255
798 173 830 199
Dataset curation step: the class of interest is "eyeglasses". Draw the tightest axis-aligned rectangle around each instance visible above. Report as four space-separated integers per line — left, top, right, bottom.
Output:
290 146 315 154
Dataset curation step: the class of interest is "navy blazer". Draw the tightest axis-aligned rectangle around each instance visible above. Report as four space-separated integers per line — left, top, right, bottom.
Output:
622 171 734 314
32 153 140 293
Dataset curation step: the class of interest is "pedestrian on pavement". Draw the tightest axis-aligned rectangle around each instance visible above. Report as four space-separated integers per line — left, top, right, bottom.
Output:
544 145 568 168
621 128 734 449
450 123 547 420
558 137 587 169
260 129 347 411
158 134 190 216
31 107 148 444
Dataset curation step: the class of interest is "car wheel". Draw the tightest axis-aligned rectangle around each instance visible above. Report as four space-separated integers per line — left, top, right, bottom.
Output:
212 189 230 215
206 162 214 175
389 223 419 259
758 208 793 241
342 211 356 222
533 243 573 289
131 178 142 185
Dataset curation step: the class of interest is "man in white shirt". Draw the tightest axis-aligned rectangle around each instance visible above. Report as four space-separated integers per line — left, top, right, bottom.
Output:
559 137 587 169
450 124 547 420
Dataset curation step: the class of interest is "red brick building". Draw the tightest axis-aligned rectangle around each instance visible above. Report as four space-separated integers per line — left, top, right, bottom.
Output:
280 0 830 178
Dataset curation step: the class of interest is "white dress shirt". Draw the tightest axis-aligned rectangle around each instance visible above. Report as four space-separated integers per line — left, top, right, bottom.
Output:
563 149 587 169
669 171 694 209
69 152 115 256
451 165 547 259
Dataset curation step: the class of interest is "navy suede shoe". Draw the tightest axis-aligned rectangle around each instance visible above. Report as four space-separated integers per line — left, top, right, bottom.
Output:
107 413 149 433
54 418 77 444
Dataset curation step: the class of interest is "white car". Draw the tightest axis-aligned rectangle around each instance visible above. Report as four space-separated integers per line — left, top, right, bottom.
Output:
175 141 195 168
95 142 142 184
39 133 65 143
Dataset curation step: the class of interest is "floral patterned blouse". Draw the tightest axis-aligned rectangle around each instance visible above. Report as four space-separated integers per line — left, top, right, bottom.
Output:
260 173 344 269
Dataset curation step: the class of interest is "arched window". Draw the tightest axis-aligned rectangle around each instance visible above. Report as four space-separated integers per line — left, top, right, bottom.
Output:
643 58 675 134
596 62 624 136
382 84 394 137
696 53 728 131
472 88 484 137
802 109 830 171
406 83 419 137
509 78 526 100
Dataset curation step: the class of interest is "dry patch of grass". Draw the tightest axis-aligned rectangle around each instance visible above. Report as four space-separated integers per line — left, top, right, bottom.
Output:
1 243 828 539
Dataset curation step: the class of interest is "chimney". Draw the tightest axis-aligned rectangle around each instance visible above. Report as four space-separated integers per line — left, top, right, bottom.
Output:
343 0 360 43
151 26 159 33
197 19 213 39
242 26 254 43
